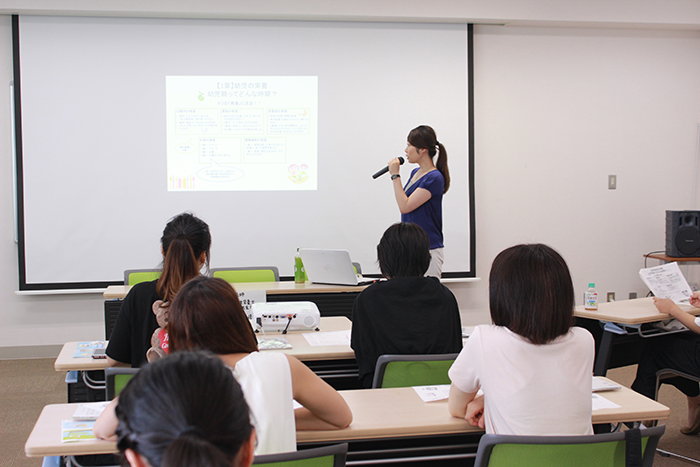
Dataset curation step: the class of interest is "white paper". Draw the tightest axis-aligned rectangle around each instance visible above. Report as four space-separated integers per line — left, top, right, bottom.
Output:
592 377 621 392
639 262 693 304
592 393 621 411
413 384 451 402
72 401 110 420
302 330 351 346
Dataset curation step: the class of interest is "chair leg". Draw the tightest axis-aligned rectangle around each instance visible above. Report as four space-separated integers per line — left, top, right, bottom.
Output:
657 448 700 465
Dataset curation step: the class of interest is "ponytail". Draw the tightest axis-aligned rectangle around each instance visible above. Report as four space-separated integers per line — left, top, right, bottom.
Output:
156 213 212 305
157 236 199 305
435 142 450 194
407 125 450 194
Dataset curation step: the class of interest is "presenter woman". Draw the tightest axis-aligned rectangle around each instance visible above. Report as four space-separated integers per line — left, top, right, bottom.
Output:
106 212 211 368
388 125 450 277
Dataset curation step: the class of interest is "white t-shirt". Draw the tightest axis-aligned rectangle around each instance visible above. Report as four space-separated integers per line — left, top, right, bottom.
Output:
448 325 594 435
233 352 296 455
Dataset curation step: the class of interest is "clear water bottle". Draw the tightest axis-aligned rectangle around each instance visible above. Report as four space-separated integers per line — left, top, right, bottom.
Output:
584 283 598 310
294 248 307 284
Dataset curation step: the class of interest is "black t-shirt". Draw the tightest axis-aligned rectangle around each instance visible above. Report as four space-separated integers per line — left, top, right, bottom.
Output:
106 280 162 368
350 276 463 388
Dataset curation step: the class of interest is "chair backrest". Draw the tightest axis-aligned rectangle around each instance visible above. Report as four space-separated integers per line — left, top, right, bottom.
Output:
371 353 459 389
124 269 161 285
473 425 665 467
253 443 347 467
211 267 279 283
105 367 140 400
352 262 362 275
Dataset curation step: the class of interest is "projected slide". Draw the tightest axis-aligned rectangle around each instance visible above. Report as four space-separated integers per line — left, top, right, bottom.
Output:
166 76 318 191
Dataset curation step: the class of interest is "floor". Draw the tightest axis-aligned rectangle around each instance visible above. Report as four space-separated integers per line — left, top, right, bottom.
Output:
0 359 698 467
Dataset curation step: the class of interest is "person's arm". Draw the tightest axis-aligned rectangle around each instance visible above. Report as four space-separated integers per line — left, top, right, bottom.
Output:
93 398 119 441
287 355 352 430
106 356 130 368
447 383 478 421
388 158 432 214
653 296 700 334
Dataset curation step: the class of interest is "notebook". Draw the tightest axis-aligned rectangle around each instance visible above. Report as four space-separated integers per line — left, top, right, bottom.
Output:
299 248 378 286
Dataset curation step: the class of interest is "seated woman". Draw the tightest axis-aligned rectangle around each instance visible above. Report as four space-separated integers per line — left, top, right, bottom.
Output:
96 276 353 455
631 295 700 434
106 212 211 367
448 244 594 435
351 222 462 388
111 351 256 467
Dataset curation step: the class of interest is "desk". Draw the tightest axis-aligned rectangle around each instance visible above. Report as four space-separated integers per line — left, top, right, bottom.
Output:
57 317 358 401
104 282 368 337
574 297 699 376
25 381 670 465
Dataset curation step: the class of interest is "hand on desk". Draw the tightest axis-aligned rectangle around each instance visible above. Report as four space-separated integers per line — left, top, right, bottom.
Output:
465 394 485 429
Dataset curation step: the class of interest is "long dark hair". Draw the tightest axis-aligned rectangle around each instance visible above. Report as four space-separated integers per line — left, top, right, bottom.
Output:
115 351 253 467
156 213 211 305
489 244 575 345
169 276 258 355
407 125 450 194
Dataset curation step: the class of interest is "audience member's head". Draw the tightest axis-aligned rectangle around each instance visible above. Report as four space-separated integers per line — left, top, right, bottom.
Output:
489 243 575 345
377 222 431 278
115 351 255 467
157 212 212 304
168 276 258 355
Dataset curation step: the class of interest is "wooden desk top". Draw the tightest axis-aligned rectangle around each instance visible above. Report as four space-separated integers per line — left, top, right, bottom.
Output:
25 380 669 457
644 253 700 262
55 317 353 372
574 297 699 325
104 282 369 300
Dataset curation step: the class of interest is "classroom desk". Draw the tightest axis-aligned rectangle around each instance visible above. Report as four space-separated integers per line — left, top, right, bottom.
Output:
56 316 354 372
574 297 700 376
57 317 358 401
104 282 369 335
24 381 670 465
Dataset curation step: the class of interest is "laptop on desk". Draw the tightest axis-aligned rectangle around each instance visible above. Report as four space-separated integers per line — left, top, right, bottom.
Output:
299 248 379 286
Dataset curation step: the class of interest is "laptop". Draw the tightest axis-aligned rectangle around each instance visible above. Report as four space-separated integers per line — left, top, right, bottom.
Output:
299 248 378 286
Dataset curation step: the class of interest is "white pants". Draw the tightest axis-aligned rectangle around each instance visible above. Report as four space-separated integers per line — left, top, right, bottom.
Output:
426 248 444 278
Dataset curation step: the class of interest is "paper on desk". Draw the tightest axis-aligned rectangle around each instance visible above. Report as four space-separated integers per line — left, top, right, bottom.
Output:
61 420 96 443
72 401 110 420
592 377 621 392
639 262 693 304
413 384 451 402
302 330 351 346
73 341 106 358
592 393 621 411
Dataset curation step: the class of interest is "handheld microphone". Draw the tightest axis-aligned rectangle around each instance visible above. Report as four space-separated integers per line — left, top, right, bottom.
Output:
372 156 405 179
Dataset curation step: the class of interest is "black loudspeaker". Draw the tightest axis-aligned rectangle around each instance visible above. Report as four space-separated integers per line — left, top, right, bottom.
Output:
666 210 700 257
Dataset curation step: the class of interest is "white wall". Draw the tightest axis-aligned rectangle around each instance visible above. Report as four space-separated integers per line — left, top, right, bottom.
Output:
2 2 700 356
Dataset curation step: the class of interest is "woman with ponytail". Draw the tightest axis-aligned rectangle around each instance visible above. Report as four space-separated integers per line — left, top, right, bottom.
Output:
106 213 211 367
109 351 256 467
387 125 450 277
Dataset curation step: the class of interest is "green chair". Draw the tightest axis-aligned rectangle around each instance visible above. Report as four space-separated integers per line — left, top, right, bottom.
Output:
371 353 459 388
124 269 161 285
104 367 140 400
211 266 279 283
473 425 665 467
253 443 347 467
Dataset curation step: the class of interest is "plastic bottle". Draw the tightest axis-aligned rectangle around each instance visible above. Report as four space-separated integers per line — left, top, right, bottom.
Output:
584 283 598 310
294 249 307 284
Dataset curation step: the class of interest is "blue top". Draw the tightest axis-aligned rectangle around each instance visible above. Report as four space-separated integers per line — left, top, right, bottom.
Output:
401 168 444 249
